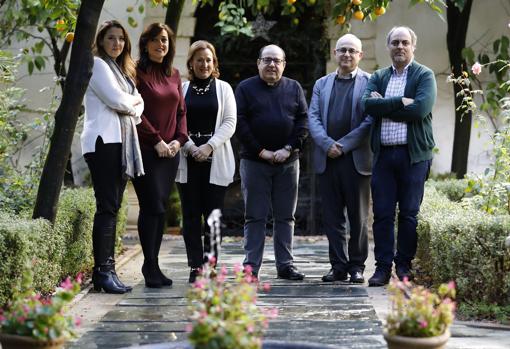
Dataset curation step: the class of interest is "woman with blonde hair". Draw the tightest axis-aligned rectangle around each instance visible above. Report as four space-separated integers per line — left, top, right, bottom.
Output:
176 40 236 283
81 20 144 294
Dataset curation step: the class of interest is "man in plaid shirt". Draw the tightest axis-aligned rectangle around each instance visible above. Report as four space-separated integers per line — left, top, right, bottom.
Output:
361 26 437 286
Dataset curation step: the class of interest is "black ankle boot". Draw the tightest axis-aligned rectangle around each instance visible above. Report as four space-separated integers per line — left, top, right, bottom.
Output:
142 260 162 288
104 257 132 292
156 263 173 286
92 267 127 294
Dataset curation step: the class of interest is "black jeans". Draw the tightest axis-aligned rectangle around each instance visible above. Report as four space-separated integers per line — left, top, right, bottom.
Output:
177 158 226 268
84 137 127 267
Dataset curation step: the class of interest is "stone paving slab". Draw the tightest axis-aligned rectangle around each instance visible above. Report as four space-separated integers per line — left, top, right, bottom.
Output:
67 237 510 349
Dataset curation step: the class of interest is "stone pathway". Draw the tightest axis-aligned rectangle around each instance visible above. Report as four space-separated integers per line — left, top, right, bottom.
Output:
68 238 385 349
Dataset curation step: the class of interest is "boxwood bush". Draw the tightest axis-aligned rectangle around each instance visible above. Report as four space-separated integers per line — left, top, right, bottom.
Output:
416 183 510 305
0 187 128 306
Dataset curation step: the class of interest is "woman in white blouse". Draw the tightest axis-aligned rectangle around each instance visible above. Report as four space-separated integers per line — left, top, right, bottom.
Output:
81 20 144 294
176 40 236 283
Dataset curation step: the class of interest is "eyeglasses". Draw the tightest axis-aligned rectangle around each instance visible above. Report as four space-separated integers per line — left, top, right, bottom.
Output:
335 47 360 55
259 57 285 65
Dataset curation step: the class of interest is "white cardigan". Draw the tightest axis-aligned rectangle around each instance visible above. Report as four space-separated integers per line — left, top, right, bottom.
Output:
81 57 144 155
176 79 237 187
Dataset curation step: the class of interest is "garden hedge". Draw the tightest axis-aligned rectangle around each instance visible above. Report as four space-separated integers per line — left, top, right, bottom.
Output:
0 187 128 306
416 182 510 305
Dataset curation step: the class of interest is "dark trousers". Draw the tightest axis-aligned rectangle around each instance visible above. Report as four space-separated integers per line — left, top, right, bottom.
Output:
84 137 127 267
177 159 226 268
318 154 370 274
132 149 179 264
371 145 431 271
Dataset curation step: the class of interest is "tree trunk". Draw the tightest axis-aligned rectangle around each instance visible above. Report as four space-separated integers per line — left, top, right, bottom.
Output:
165 0 186 34
447 0 473 178
33 0 105 222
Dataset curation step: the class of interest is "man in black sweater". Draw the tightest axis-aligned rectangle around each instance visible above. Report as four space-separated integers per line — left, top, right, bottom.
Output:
235 44 308 280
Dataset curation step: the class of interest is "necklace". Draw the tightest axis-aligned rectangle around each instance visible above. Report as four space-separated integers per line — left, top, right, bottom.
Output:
191 79 212 95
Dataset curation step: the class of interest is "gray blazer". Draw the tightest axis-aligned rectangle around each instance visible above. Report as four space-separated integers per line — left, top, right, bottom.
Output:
308 69 373 175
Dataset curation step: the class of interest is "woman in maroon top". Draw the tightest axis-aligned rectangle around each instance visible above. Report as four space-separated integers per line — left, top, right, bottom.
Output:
133 23 188 288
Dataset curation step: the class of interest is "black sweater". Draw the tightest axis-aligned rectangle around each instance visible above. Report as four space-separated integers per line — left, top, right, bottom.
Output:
234 76 308 162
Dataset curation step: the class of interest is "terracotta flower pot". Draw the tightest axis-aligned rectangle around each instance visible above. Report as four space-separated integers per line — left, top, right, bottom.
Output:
383 329 451 349
0 333 66 349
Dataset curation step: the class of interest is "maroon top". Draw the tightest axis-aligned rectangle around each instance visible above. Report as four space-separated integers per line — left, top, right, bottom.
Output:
136 65 188 150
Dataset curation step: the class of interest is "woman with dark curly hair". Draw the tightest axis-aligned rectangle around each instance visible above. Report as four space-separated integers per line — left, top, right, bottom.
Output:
133 23 188 288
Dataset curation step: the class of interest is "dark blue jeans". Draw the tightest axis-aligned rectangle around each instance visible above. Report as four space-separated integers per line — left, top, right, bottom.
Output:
371 145 431 271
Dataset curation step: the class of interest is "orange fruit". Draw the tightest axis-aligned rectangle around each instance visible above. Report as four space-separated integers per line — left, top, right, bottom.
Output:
65 32 74 43
374 6 386 15
56 19 65 31
288 0 296 4
351 0 362 5
353 10 364 20
336 15 346 25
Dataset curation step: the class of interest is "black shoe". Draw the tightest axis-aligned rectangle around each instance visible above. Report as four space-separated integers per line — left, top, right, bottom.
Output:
142 261 162 288
322 268 348 282
368 268 391 287
111 271 132 292
396 265 414 281
277 265 305 280
349 271 365 284
92 267 127 294
189 268 202 283
156 262 173 286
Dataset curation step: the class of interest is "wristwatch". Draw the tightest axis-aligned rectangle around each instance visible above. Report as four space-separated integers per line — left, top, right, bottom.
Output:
283 144 293 152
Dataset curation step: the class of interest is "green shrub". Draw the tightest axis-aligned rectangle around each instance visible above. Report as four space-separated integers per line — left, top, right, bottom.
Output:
428 178 469 202
0 187 129 306
0 213 62 306
54 188 96 278
416 185 510 305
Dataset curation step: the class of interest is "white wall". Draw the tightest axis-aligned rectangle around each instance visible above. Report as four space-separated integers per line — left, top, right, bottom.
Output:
344 0 509 175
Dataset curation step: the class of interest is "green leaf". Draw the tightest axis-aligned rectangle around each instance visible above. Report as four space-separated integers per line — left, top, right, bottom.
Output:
128 16 138 28
34 56 46 71
28 61 34 75
138 4 145 13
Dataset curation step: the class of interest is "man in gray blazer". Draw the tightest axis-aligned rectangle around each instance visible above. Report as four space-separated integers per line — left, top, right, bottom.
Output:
308 34 372 283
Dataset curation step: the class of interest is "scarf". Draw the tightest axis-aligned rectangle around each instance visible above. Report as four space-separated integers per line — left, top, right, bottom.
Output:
103 57 144 179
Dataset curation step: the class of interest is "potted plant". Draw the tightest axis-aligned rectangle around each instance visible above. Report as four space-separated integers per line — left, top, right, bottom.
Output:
0 267 82 349
186 259 277 349
384 277 456 349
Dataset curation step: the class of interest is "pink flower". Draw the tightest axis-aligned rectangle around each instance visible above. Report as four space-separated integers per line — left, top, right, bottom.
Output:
233 263 242 273
419 320 428 328
208 256 217 266
185 323 193 333
0 315 5 322
247 324 254 333
60 277 73 290
220 266 228 276
471 62 482 75
448 281 456 290
194 279 206 289
17 316 26 323
244 264 253 274
74 317 81 326
262 282 271 292
76 272 83 284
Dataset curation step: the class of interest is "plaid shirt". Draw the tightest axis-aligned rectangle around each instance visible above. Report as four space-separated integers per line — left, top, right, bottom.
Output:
380 64 409 145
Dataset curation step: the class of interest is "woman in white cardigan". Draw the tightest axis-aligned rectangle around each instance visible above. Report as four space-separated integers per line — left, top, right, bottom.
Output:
81 20 144 294
176 40 236 283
